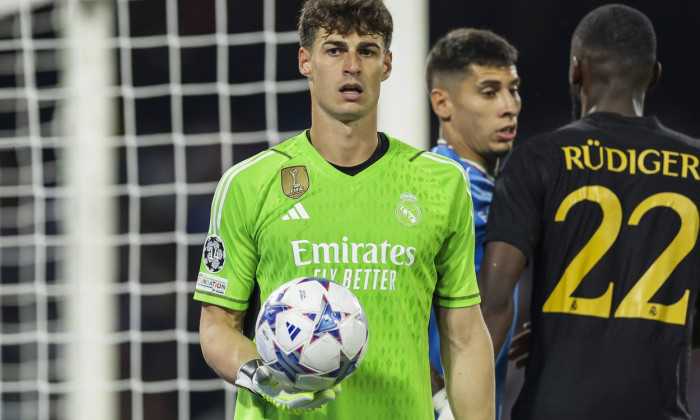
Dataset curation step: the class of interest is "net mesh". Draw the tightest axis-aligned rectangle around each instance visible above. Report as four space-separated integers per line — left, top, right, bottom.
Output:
0 0 308 419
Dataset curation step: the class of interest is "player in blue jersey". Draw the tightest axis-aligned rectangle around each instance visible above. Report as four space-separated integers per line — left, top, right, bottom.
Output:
425 28 521 420
481 5 700 419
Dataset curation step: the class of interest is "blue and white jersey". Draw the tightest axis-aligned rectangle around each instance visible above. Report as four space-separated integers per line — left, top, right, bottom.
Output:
429 139 516 420
431 139 494 272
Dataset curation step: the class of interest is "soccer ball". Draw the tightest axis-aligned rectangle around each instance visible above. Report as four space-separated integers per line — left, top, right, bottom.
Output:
255 277 369 391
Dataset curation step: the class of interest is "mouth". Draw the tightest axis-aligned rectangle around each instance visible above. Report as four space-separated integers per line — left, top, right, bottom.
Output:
497 125 517 141
339 83 363 100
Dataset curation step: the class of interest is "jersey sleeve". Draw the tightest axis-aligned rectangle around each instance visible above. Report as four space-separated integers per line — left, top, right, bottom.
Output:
433 163 480 308
485 141 546 258
193 165 260 311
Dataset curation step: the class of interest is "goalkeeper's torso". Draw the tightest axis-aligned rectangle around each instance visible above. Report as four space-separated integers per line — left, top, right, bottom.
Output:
195 131 480 420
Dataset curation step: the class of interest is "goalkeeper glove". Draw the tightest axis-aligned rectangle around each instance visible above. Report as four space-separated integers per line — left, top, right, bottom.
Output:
235 359 340 413
433 387 455 420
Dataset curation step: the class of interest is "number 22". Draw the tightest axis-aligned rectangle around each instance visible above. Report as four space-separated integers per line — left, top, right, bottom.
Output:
542 186 697 325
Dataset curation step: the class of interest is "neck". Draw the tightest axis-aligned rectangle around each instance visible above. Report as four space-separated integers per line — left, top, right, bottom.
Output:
439 128 499 177
582 82 646 118
309 110 379 167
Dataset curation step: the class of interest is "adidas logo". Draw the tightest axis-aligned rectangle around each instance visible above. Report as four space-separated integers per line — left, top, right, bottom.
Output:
286 321 301 340
281 202 310 221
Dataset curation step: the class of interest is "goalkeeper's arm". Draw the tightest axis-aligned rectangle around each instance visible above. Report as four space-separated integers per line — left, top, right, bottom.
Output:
198 303 339 412
437 304 495 420
199 303 259 384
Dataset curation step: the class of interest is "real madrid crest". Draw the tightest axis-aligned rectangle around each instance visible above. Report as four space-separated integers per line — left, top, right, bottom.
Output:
203 235 226 273
281 165 310 199
395 192 422 226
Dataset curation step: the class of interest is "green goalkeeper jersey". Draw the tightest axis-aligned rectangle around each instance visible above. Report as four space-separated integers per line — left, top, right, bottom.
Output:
194 131 480 420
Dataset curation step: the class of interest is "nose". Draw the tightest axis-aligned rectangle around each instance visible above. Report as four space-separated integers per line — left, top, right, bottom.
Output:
344 53 361 75
500 91 521 117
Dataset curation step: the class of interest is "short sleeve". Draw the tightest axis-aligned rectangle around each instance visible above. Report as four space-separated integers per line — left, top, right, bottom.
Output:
193 167 260 311
433 167 481 308
485 141 546 258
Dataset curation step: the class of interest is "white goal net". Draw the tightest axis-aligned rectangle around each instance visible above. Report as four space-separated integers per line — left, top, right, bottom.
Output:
0 0 316 419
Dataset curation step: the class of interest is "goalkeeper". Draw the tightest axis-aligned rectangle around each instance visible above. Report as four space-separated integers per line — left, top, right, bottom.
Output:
193 0 495 419
424 28 522 420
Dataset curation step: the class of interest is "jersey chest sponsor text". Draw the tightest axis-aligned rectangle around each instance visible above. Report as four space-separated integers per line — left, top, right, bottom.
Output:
290 236 417 292
561 139 700 179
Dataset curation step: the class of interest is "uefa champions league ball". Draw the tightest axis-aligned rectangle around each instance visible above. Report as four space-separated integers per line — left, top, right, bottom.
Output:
255 277 369 391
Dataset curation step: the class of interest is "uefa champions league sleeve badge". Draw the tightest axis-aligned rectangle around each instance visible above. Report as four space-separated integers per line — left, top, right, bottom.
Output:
203 235 226 273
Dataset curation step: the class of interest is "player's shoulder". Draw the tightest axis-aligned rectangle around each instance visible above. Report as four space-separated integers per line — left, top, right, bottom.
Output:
215 133 305 191
380 133 469 189
507 117 605 161
419 150 468 175
269 131 313 159
653 121 700 150
393 138 466 177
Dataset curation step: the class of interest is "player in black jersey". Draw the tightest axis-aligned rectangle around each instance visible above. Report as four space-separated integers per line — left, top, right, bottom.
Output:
479 4 700 420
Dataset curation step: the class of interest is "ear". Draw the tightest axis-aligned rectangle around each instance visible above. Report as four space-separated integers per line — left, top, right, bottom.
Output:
299 47 312 79
429 88 451 121
381 50 393 81
569 55 583 97
569 56 582 88
647 60 662 90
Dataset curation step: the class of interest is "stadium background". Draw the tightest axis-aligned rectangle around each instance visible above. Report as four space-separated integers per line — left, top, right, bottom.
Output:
0 0 697 419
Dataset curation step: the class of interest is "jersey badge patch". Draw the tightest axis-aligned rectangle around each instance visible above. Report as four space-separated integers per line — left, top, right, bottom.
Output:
203 235 226 273
395 192 422 226
196 272 228 295
281 165 310 199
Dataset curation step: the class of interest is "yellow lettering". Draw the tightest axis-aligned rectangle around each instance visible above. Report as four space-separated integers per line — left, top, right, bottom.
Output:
605 147 628 172
583 139 604 170
563 143 699 181
638 149 660 174
628 149 637 174
562 146 584 170
681 153 700 180
661 150 679 177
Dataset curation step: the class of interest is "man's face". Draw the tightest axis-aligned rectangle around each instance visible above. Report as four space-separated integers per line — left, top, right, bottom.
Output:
298 29 392 123
448 64 521 161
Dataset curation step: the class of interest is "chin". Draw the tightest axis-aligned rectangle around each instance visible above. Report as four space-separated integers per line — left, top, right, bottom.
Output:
337 105 372 121
494 143 514 155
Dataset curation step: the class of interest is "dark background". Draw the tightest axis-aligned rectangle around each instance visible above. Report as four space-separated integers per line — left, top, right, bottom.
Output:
428 0 700 144
426 1 700 417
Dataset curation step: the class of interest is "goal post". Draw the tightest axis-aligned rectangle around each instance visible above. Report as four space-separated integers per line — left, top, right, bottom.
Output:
378 0 429 150
62 1 117 419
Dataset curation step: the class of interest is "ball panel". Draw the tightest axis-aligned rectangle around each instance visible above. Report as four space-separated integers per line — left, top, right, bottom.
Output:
280 280 326 312
300 334 341 373
326 281 363 314
273 310 314 353
337 317 369 359
295 373 337 392
255 322 278 364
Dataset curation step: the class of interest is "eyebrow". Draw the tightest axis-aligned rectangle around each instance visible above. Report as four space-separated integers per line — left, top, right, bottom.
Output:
476 77 521 88
321 40 382 50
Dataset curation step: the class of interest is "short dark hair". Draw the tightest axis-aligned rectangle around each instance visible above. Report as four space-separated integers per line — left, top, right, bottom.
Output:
298 0 393 51
572 4 656 70
426 28 518 91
